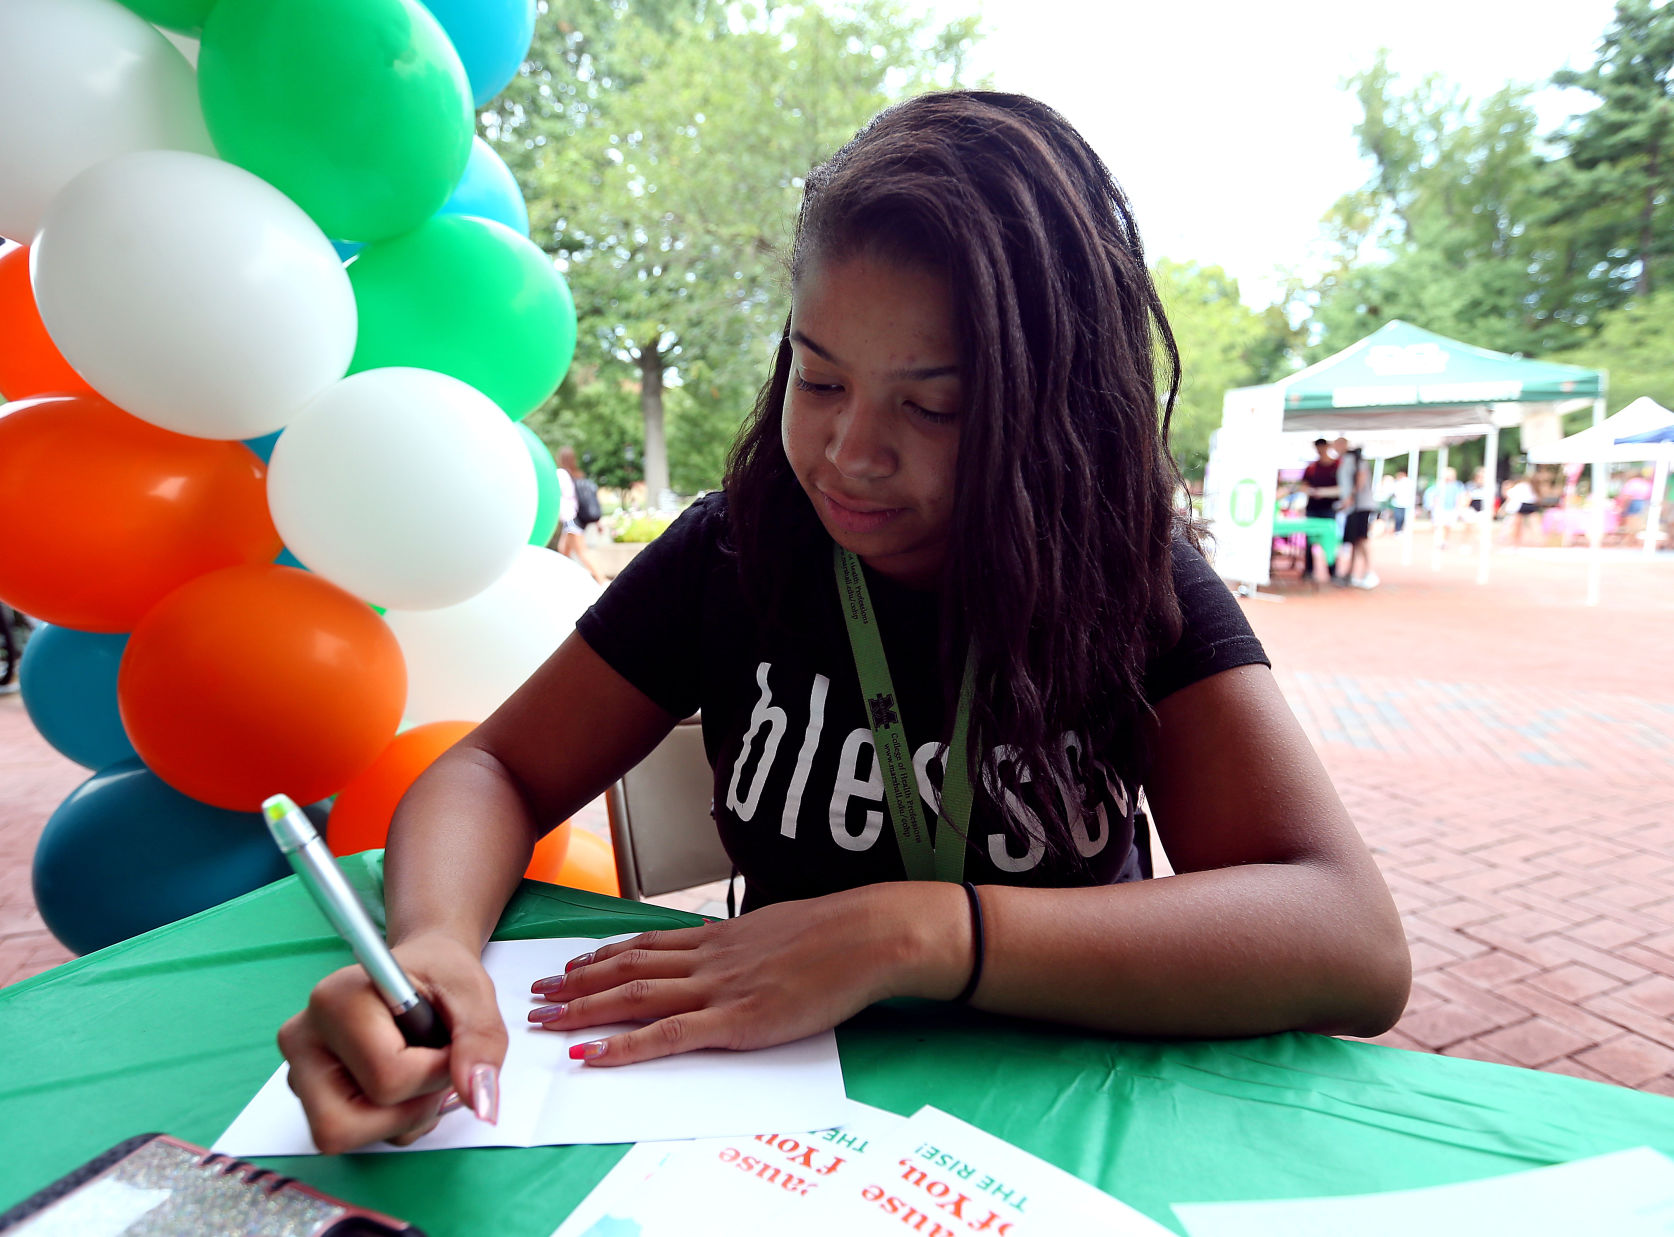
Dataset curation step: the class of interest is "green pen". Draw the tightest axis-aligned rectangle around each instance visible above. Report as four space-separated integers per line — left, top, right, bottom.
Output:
262 793 450 1049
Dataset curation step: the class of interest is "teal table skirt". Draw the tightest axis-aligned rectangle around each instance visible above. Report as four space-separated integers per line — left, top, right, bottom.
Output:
1272 515 1342 567
3 853 1671 1236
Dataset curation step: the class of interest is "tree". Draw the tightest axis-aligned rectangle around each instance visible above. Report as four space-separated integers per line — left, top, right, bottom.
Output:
1300 55 1575 360
1156 260 1297 478
1549 0 1674 298
484 1 982 499
1553 286 1674 411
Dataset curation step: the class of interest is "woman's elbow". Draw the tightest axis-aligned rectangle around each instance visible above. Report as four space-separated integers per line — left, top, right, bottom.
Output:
1312 921 1413 1038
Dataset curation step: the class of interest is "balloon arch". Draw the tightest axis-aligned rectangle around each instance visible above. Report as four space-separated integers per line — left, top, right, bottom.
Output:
0 0 617 955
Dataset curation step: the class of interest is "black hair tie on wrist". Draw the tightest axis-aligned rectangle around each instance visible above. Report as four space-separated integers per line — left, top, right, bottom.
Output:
954 881 985 1004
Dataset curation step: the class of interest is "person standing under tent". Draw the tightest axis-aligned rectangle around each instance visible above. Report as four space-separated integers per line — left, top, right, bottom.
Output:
1388 469 1415 535
1424 467 1465 550
1619 467 1654 545
1333 446 1380 589
1300 438 1342 579
1374 468 1396 533
1502 475 1539 546
1464 466 1493 542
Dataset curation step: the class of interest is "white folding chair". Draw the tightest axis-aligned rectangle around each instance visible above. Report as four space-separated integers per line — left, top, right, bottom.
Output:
604 714 733 901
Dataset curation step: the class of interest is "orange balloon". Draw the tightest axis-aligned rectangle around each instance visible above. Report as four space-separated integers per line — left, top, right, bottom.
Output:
0 246 92 401
554 828 620 897
327 721 477 855
0 395 279 630
524 821 574 884
119 565 406 810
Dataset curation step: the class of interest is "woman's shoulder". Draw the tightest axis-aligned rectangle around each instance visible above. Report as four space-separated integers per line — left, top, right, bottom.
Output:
652 491 732 550
1143 535 1269 705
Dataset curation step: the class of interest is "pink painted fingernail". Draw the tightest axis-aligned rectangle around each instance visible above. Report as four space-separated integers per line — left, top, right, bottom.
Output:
569 1040 606 1061
566 952 595 971
438 1090 464 1116
532 973 566 992
470 1063 499 1125
527 1003 567 1023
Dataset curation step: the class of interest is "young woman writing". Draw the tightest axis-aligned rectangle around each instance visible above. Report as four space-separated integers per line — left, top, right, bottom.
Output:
278 90 1410 1154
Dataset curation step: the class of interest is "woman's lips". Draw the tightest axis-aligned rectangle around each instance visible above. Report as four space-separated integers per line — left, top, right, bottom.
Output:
819 490 904 534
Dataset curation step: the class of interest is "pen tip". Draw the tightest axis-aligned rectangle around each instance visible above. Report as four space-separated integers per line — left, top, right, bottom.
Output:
261 794 297 825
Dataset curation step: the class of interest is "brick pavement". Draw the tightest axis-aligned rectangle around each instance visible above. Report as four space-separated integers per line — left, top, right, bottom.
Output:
2 533 1671 1094
1251 534 1674 1094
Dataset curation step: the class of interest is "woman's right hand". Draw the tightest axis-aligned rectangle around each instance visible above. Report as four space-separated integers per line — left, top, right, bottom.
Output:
276 932 508 1154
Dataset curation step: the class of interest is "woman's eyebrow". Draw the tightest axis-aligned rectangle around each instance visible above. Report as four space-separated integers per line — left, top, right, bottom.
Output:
789 329 958 381
789 329 840 365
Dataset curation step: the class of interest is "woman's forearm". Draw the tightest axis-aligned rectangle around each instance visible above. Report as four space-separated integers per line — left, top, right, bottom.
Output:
384 746 545 953
894 862 1410 1040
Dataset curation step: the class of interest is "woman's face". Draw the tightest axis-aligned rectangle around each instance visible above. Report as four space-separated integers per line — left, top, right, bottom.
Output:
781 251 964 588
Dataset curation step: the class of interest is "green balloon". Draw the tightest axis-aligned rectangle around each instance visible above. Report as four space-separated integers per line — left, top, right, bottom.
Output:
347 214 579 419
199 0 473 244
519 425 561 547
122 0 220 34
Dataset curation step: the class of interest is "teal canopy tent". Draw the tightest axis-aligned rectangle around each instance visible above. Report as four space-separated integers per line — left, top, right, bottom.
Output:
1208 321 1610 597
1279 320 1603 434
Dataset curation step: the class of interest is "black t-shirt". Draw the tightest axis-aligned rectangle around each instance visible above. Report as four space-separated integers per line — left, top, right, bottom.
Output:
576 493 1269 908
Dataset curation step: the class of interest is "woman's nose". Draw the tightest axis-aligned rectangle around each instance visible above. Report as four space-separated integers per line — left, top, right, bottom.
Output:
827 400 895 479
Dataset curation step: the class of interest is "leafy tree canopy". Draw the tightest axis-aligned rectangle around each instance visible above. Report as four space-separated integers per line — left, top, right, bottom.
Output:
487 0 982 498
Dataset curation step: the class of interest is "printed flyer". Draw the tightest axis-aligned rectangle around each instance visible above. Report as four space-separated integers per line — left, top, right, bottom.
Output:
549 1103 1171 1236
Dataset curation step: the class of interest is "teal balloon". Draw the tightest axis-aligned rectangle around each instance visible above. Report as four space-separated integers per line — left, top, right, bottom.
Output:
32 761 313 955
18 626 136 771
243 430 281 463
199 0 474 244
419 0 535 107
520 424 560 545
442 136 529 236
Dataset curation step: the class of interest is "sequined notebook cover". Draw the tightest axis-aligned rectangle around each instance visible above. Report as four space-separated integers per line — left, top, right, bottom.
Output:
0 1133 426 1237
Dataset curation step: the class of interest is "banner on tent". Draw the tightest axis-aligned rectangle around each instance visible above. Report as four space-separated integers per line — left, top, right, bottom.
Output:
1204 385 1284 586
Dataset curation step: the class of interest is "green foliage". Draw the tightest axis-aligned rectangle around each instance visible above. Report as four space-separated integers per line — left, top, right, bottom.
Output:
1552 287 1674 411
609 513 678 542
1302 1 1674 415
482 1 983 496
1549 0 1674 298
664 361 758 493
1156 260 1297 478
1303 56 1578 360
521 362 641 488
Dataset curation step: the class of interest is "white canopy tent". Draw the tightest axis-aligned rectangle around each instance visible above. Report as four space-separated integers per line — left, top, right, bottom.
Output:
1525 396 1674 602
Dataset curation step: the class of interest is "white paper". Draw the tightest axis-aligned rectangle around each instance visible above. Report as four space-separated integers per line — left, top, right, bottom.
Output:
550 1100 904 1237
215 936 848 1156
1173 1146 1674 1237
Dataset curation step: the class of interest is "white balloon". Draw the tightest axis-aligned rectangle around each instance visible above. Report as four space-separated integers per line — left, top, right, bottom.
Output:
268 368 537 611
384 547 602 724
0 0 212 243
31 150 355 439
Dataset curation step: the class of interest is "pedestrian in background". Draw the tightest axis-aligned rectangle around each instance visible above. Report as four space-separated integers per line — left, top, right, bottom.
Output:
553 446 607 585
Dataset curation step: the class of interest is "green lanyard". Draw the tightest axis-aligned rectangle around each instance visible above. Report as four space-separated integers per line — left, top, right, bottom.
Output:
833 546 977 883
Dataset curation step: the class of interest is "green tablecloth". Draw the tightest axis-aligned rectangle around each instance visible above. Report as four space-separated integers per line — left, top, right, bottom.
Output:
3 853 1671 1236
1272 514 1341 566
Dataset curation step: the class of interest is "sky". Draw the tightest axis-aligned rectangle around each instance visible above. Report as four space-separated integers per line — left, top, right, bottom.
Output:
929 0 1623 306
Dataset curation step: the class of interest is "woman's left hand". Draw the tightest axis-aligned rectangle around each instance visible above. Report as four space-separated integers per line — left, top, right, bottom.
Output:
525 882 968 1065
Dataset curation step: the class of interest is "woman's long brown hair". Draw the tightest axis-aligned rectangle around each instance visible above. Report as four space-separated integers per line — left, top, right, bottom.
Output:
725 91 1189 864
